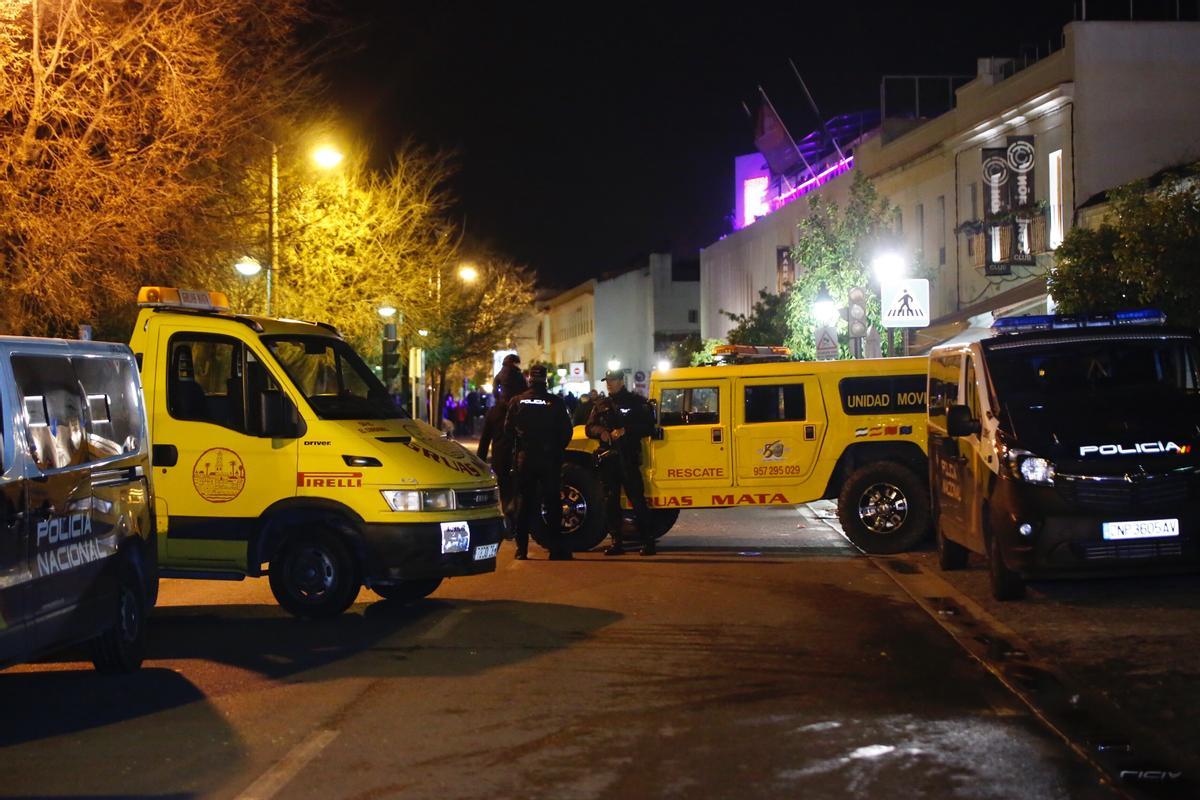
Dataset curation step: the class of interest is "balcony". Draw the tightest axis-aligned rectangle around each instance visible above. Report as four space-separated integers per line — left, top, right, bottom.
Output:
964 212 1049 276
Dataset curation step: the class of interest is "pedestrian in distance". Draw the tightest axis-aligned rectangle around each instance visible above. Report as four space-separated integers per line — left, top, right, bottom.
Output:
504 364 574 560
478 390 517 537
586 369 656 556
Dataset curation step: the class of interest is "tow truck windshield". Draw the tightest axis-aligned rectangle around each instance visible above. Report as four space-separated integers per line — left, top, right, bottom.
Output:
983 333 1200 448
265 335 405 420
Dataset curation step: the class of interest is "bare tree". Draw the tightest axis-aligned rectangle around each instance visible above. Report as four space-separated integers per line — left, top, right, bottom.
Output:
0 0 310 335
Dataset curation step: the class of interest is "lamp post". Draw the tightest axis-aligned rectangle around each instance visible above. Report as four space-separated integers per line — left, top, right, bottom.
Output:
871 251 907 356
235 139 344 316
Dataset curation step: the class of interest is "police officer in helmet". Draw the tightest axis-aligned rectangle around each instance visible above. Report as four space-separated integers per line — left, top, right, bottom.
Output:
586 369 656 556
504 364 574 560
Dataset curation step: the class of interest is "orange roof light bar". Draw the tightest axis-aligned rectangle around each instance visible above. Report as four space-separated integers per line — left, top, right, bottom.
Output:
137 286 230 311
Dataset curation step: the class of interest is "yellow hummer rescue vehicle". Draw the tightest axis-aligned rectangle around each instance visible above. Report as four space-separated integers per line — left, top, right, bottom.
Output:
548 346 931 554
129 287 503 618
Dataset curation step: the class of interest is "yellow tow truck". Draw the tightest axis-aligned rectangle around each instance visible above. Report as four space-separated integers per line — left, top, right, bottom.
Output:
129 287 503 617
547 346 931 554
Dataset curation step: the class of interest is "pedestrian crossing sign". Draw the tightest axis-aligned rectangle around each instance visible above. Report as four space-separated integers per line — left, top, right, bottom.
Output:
880 279 930 328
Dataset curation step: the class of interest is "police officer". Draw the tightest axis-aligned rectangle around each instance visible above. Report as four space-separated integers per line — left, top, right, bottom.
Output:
477 391 516 536
586 369 656 556
504 365 574 560
494 353 527 401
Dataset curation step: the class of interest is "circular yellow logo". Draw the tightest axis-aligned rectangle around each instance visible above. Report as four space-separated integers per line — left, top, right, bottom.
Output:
192 448 246 503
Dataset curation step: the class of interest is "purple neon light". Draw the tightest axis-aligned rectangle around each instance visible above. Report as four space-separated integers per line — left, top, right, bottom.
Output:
770 156 854 212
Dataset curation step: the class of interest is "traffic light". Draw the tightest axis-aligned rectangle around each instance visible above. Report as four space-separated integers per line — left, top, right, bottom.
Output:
382 322 399 388
848 287 868 338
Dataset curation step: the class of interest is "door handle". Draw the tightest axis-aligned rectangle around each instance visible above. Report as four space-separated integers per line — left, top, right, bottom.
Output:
153 444 179 468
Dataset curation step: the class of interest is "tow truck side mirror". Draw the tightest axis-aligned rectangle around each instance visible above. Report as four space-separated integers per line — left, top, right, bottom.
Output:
257 390 305 439
946 404 981 438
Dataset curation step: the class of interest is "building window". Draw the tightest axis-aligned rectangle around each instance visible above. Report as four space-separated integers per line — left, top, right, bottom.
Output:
915 203 925 259
1048 149 1064 248
894 208 903 235
687 309 698 324
969 182 978 220
937 195 946 265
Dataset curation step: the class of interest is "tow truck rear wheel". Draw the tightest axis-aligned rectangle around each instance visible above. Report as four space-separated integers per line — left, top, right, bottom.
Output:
837 461 929 554
372 578 443 604
269 531 360 619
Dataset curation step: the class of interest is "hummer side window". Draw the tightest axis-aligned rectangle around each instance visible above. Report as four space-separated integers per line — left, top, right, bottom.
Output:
659 387 720 426
744 384 806 423
12 355 87 471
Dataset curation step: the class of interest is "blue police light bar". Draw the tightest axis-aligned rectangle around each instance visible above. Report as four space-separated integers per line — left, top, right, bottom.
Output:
992 309 1166 334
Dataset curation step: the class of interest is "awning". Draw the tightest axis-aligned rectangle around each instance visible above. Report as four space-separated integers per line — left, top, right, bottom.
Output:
909 279 1048 354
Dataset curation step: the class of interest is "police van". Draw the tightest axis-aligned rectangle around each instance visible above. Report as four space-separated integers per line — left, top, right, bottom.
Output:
129 288 503 618
0 338 157 672
928 310 1200 600
553 347 932 554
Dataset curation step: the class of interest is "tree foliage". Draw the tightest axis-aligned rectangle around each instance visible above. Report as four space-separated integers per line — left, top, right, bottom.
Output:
1048 168 1200 326
722 287 792 346
783 173 897 360
0 0 311 335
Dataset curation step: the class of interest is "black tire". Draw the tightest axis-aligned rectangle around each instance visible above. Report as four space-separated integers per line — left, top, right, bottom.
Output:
373 578 443 604
934 500 969 571
837 461 930 554
534 460 606 552
90 566 147 673
987 529 1025 601
621 508 679 540
269 531 360 619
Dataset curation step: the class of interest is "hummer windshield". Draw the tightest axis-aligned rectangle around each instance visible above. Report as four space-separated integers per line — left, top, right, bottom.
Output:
983 333 1200 453
265 335 405 420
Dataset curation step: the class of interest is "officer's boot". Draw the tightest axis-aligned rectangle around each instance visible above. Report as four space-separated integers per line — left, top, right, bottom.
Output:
514 530 528 560
640 536 656 557
603 533 626 556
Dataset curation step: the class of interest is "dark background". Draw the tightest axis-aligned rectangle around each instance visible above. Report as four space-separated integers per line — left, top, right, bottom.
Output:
311 0 1190 288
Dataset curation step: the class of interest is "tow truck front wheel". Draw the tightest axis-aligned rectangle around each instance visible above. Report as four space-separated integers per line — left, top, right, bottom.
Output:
269 532 360 619
837 462 930 554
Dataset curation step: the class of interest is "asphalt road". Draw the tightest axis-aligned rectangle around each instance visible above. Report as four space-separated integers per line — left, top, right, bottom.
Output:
2 506 1123 800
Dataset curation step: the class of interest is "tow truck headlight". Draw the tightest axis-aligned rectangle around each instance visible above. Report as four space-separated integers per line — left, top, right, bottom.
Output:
1001 447 1056 486
381 489 458 512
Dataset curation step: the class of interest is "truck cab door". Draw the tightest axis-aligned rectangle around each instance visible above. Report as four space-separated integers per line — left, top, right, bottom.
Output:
648 380 733 494
150 330 299 572
732 376 826 488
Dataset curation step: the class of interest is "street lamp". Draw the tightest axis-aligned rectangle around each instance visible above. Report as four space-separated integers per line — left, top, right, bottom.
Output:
872 251 907 284
377 305 397 319
657 359 671 373
607 358 621 372
812 287 839 327
234 256 262 277
418 329 429 337
458 263 479 283
234 138 345 316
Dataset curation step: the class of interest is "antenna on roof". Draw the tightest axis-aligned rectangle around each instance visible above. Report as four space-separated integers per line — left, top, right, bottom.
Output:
788 59 846 163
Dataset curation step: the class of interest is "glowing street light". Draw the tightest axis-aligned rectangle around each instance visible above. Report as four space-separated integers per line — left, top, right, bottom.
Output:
458 263 479 283
418 329 429 337
311 144 345 170
812 287 839 326
872 251 907 284
657 359 671 373
607 358 621 372
377 305 397 319
234 256 262 277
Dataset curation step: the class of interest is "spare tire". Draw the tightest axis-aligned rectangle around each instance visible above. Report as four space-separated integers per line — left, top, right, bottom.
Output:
533 460 607 552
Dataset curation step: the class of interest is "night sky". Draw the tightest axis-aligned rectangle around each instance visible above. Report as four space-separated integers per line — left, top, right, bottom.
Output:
314 1 1136 289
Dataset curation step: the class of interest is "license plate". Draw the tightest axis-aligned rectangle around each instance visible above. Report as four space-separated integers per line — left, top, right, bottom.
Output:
473 543 499 560
1102 518 1180 540
440 521 470 553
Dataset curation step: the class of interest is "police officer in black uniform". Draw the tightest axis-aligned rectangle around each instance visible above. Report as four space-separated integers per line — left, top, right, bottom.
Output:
477 392 516 535
494 353 527 401
504 365 574 560
586 369 656 556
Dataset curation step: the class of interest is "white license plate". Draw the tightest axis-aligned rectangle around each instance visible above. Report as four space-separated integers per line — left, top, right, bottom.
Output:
1102 518 1180 540
473 543 499 560
440 521 470 553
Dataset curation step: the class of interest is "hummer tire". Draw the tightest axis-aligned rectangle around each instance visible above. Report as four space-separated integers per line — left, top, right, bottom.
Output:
837 461 930 554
